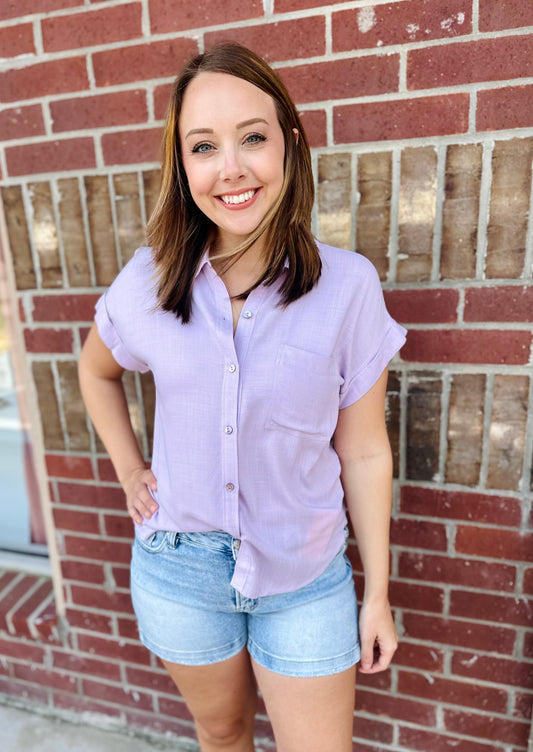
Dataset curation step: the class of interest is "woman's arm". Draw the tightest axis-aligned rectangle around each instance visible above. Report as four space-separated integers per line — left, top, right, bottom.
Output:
333 367 397 673
78 324 158 524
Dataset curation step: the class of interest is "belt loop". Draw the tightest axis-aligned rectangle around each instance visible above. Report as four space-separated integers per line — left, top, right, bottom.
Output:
167 531 179 549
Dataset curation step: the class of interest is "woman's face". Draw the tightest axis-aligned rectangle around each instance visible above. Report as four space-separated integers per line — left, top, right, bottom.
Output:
178 72 286 250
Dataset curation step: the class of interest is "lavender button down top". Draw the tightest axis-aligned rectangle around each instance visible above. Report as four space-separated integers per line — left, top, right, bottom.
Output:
95 242 406 598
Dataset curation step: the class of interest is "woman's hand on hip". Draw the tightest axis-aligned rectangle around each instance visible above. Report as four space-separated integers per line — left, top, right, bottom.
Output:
122 467 158 525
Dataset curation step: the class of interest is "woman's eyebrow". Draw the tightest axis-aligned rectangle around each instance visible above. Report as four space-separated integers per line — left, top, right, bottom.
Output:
184 118 268 139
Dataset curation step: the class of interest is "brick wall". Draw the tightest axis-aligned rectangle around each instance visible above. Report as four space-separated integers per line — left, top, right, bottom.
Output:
0 1 532 750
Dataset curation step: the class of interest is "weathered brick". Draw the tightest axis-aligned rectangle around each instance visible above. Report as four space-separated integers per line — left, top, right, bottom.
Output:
53 508 99 535
444 709 530 747
52 649 121 682
13 663 77 693
83 677 153 710
27 181 62 288
398 669 508 713
60 559 105 585
0 22 35 57
391 518 447 551
103 513 134 539
465 286 533 322
525 632 533 660
440 143 482 280
389 579 445 613
7 139 96 178
117 616 138 640
399 726 507 752
57 178 91 287
10 579 53 637
317 153 351 251
153 82 172 121
479 0 533 31
42 2 142 52
0 104 44 141
92 38 198 87
71 585 133 615
399 551 516 592
126 665 178 694
142 170 162 224
452 650 533 689
446 374 485 486
77 633 151 665
113 173 145 266
402 330 532 365
64 535 131 564
450 590 533 628
356 151 391 280
65 607 113 633
0 574 39 631
53 691 122 718
57 360 92 452
51 90 148 133
46 454 93 480
84 176 118 286
150 0 262 32
478 84 533 132
394 641 445 672
357 688 436 726
279 55 399 105
32 361 64 451
524 567 533 595
299 109 327 149
384 289 459 324
24 327 73 353
57 481 124 509
486 139 533 278
408 35 533 90
274 0 341 9
402 612 516 654
1 186 36 289
514 692 533 720
397 146 437 282
487 375 529 490
406 372 442 481
455 526 533 563
0 0 81 18
0 57 89 103
386 371 400 478
32 293 99 322
334 94 469 143
102 128 161 167
333 0 470 52
112 566 131 590
0 677 47 705
206 16 325 62
400 487 522 527
124 710 195 740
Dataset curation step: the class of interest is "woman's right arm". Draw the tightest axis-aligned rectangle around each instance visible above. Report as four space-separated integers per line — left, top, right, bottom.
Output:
78 323 158 524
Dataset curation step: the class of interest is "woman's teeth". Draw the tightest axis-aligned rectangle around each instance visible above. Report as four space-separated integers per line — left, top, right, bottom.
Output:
220 190 255 205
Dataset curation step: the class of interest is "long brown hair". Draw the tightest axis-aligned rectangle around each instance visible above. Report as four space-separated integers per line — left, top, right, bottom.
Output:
146 43 320 323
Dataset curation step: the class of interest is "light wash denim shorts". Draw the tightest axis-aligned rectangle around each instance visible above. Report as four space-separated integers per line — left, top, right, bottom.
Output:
130 530 360 678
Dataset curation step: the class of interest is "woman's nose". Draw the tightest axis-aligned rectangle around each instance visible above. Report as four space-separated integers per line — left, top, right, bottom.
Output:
220 147 245 181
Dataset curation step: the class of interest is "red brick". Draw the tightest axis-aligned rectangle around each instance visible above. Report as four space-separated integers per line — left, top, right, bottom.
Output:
158 696 194 721
351 667 391 691
51 90 148 133
444 709 529 746
58 481 124 509
83 677 153 711
452 651 533 689
70 584 133 615
513 692 533 720
32 293 99 322
401 330 532 365
274 0 338 9
97 458 119 483
46 454 94 480
24 327 73 353
112 566 131 589
399 726 506 752
399 552 516 592
408 36 533 90
125 665 177 694
384 289 459 324
352 714 394 743
92 38 198 87
61 559 105 585
394 641 445 672
390 518 447 551
153 83 173 120
0 571 19 594
125 710 195 739
479 0 533 31
33 596 59 642
334 94 469 143
104 514 135 539
398 670 508 713
6 138 95 177
333 0 471 52
525 632 533 659
150 0 262 33
524 567 533 595
53 691 122 718
402 613 516 654
0 676 48 704
279 55 399 105
456 526 533 562
451 590 533 628
42 2 142 52
0 0 82 19
77 634 151 665
0 636 46 663
299 109 327 148
0 575 39 631
400 486 522 526
357 688 436 726
13 662 77 693
478 85 533 132
0 57 89 103
10 580 53 636
117 616 138 640
53 508 100 535
65 607 113 633
464 286 533 323
206 17 325 63
0 23 35 58
389 579 445 613
52 649 121 681
64 535 131 564
102 128 161 166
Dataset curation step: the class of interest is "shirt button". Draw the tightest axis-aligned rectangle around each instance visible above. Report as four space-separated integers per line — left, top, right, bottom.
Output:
225 483 235 492
228 364 237 373
224 426 233 434
243 310 253 319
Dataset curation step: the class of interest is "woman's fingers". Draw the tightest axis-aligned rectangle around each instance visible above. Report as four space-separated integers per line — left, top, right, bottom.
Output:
124 468 158 523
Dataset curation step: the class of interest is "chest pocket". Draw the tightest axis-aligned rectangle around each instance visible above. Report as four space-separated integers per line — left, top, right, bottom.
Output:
266 344 341 439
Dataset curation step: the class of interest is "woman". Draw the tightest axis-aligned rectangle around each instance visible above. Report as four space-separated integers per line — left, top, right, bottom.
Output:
79 43 406 752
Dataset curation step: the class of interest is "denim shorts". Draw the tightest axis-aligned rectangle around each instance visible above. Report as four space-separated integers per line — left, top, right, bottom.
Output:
130 530 360 678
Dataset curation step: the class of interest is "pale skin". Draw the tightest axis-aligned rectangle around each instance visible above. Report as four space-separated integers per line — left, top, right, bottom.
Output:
79 71 397 751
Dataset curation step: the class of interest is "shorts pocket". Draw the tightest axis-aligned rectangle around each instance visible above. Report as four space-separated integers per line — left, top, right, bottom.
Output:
135 530 169 554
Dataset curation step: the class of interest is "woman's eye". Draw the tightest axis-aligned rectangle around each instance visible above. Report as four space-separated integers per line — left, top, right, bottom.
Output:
191 142 213 154
245 133 266 145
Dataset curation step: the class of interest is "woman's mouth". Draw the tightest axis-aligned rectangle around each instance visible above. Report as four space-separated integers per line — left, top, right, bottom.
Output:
217 188 260 209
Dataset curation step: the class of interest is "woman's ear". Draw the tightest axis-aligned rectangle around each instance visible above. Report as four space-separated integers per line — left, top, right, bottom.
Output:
292 128 299 144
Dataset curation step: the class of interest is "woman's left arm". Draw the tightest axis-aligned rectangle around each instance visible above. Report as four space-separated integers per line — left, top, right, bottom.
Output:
333 367 398 674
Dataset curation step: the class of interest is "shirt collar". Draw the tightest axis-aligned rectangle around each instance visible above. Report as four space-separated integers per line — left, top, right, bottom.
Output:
194 249 289 279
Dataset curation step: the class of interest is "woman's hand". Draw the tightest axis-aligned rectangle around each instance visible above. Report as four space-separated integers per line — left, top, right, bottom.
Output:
358 596 398 673
121 467 158 525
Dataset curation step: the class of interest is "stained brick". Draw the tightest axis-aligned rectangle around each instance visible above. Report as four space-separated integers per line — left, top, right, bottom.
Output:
455 526 533 563
24 327 73 353
400 487 522 527
399 726 507 752
333 0 471 52
402 330 532 365
279 55 399 105
42 2 142 52
390 518 447 551
334 94 469 143
452 650 533 689
32 361 64 451
478 84 533 132
394 641 445 672
57 481 124 509
524 567 533 595
479 0 533 31
32 293 99 322
84 176 118 286
406 372 442 481
77 634 151 665
357 688 436 726
384 289 459 324
402 612 516 654
83 677 153 710
465 286 533 322
486 138 533 278
356 151 391 280
1 186 35 289
389 579 445 613
0 0 82 18
450 590 533 628
57 178 91 287
0 57 89 103
317 153 351 251
446 374 485 486
150 0 262 33
52 650 121 682
53 691 122 718
206 16 325 62
398 670 508 713
274 0 337 9
51 90 148 133
440 143 482 279
0 677 47 705
13 663 77 693
102 128 161 167
46 454 93 480
408 36 533 90
113 173 145 266
103 513 134 539
514 692 533 720
57 360 91 452
444 709 530 747
0 104 44 141
352 714 394 744
399 552 516 592
65 607 113 633
487 375 529 491
92 38 198 87
7 139 96 178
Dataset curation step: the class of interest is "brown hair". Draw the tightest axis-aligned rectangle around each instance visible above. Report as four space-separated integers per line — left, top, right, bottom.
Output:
146 42 320 323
